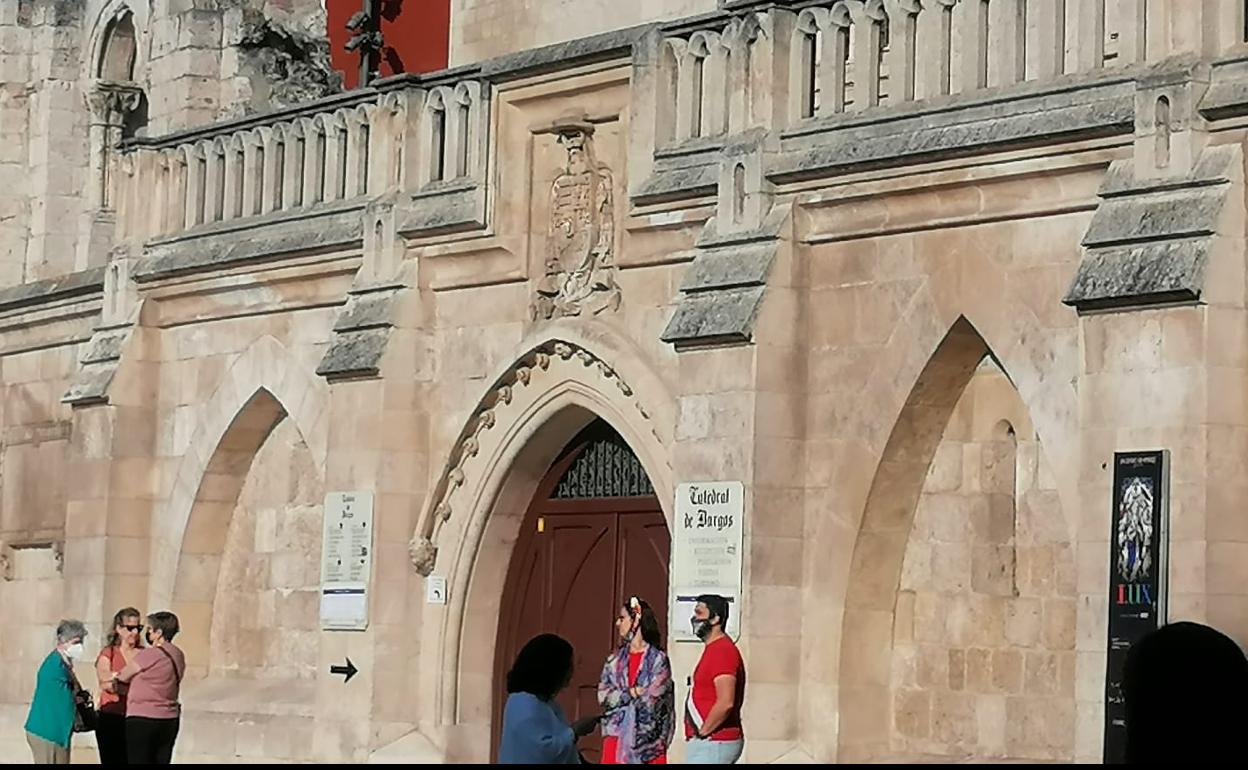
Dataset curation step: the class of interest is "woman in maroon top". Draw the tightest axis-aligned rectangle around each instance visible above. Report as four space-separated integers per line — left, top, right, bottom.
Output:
114 611 185 765
94 607 142 764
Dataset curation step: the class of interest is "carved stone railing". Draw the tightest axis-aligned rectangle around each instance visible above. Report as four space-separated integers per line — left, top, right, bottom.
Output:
652 0 1248 138
108 1 1248 248
114 75 489 244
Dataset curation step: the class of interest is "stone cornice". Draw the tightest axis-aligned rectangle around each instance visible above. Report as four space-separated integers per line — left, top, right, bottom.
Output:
0 268 106 314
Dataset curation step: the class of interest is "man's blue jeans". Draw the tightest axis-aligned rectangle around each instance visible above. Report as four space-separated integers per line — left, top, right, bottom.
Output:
685 738 744 764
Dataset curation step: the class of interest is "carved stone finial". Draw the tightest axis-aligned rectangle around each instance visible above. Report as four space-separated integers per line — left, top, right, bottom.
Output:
530 126 621 321
409 536 437 577
448 467 465 489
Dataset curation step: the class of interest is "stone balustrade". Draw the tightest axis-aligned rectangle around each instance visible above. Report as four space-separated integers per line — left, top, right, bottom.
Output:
109 0 1248 249
114 76 488 243
655 0 1247 139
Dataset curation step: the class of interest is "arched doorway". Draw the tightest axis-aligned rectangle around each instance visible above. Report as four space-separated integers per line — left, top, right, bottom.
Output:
491 419 670 762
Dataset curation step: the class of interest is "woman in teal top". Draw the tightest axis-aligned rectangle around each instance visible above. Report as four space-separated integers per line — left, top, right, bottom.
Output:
499 634 601 764
24 619 88 764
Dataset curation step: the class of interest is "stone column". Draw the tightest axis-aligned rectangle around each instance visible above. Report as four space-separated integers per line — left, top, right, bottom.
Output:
0 3 32 287
22 0 88 282
78 83 143 271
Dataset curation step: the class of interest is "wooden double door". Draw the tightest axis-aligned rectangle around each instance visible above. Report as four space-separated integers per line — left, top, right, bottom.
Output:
492 423 670 762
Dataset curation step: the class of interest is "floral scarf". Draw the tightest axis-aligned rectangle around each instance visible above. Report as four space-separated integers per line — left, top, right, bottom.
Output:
597 643 675 764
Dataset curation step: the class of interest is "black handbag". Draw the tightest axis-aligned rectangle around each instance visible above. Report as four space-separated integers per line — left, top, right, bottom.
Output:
72 689 97 733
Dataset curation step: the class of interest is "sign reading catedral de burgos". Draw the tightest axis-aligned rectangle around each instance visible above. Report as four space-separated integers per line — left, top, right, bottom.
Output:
671 481 745 642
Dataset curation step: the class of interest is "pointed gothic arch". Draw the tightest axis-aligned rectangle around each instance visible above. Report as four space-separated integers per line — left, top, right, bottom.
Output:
407 327 676 762
97 8 137 81
837 317 1076 762
149 336 329 633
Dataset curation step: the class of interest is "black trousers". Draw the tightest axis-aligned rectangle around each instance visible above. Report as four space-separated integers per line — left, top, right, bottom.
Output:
96 712 127 764
125 716 179 765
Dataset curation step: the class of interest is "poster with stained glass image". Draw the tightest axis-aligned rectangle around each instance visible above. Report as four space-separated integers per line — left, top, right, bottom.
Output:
1103 451 1168 764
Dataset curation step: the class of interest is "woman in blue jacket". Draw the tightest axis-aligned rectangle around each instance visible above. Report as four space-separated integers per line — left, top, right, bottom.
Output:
499 633 601 764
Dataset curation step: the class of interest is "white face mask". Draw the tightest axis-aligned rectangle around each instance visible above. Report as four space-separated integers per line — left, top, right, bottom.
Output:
63 643 84 661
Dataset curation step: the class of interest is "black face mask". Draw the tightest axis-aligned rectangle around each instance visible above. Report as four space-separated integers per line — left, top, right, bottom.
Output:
144 630 154 646
691 617 713 640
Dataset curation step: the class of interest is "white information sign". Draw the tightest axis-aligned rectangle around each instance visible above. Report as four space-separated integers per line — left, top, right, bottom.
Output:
671 481 744 642
426 575 448 605
320 491 374 631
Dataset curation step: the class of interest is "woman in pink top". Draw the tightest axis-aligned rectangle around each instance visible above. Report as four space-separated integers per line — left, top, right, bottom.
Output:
94 607 143 764
114 611 185 765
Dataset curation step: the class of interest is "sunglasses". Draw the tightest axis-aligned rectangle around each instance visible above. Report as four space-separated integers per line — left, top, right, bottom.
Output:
121 624 144 632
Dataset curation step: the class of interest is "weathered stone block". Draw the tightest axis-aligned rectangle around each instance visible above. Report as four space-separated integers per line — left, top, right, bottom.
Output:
315 327 391 380
661 285 765 347
679 243 776 292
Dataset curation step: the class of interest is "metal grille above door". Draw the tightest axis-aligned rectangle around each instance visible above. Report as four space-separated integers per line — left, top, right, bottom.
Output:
550 423 655 499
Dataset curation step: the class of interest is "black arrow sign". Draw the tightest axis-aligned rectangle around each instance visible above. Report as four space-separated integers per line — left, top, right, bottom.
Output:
330 657 358 683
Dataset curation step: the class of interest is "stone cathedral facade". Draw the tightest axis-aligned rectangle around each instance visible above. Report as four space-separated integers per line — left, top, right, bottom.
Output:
3 0 1248 763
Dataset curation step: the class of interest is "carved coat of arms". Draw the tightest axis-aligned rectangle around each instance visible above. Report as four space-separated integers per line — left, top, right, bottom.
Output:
1116 476 1154 582
531 126 620 320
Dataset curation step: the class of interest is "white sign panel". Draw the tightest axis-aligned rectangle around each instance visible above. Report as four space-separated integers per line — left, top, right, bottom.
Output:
426 575 448 605
671 481 744 642
320 491 374 631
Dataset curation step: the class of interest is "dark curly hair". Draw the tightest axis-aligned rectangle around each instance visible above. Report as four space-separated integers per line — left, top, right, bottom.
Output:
623 598 663 650
506 633 574 701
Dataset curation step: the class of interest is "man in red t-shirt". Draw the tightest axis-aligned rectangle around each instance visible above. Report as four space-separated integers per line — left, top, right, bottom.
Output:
684 594 746 764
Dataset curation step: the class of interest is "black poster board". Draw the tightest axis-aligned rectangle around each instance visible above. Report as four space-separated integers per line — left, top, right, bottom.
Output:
1103 450 1169 764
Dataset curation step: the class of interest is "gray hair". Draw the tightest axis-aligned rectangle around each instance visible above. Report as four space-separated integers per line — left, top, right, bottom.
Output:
55 619 87 645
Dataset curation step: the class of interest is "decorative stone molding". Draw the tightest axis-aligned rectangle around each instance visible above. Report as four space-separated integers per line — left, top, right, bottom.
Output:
0 267 105 314
531 122 621 321
86 81 144 126
0 541 65 579
315 283 403 381
1063 144 1240 313
663 134 789 350
63 249 139 407
316 199 408 382
135 204 366 281
0 541 12 581
409 340 653 576
85 80 145 218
